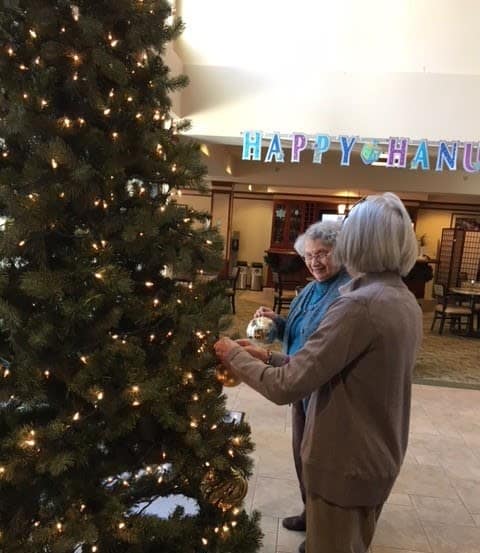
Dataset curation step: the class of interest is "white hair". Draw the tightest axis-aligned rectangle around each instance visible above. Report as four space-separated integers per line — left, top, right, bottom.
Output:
336 192 418 276
294 220 342 257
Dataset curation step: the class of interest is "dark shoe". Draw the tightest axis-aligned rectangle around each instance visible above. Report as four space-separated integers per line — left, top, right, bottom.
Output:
281 513 306 532
298 541 305 553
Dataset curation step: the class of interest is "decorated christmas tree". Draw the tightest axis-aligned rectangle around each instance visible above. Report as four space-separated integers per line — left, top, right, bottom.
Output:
0 1 261 551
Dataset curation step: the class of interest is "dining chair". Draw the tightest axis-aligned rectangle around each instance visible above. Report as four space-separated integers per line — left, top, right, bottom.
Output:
430 283 474 334
272 271 297 314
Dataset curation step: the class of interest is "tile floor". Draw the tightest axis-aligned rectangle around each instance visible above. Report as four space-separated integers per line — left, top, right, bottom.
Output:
225 383 480 553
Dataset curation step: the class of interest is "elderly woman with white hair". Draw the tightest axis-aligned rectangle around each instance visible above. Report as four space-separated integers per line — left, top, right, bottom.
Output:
214 193 423 553
253 220 350 544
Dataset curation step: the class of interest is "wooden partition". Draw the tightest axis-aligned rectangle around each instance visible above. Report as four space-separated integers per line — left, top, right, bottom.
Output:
436 228 480 289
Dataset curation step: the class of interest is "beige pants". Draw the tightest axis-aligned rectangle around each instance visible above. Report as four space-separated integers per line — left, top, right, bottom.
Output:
306 492 383 553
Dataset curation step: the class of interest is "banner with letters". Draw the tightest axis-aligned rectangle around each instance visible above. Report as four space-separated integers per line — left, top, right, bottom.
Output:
241 131 480 172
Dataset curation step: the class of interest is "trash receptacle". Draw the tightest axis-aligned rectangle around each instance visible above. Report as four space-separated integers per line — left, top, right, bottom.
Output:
236 261 249 290
250 262 264 291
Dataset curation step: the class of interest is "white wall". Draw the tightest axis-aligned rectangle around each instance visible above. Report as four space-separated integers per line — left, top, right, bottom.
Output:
178 1 480 144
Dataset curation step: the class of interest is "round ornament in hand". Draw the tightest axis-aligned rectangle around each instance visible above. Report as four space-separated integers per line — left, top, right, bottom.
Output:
215 364 241 388
246 316 277 345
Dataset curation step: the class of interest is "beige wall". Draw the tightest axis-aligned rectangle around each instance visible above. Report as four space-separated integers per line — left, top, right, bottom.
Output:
231 198 273 282
211 192 232 257
179 192 273 273
416 209 452 259
180 190 233 256
416 209 456 299
181 190 476 296
230 202 464 296
180 192 211 213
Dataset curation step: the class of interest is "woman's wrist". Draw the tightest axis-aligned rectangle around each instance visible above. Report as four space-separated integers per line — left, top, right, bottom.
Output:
265 349 273 364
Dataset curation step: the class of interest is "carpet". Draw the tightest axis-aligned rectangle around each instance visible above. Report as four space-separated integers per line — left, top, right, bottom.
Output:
414 313 480 390
226 289 480 391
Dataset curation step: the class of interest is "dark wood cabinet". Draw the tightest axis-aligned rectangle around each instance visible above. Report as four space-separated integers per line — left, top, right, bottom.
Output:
270 200 336 250
271 202 306 249
267 200 338 287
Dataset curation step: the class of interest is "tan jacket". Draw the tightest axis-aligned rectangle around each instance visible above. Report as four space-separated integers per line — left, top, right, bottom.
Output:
226 272 423 507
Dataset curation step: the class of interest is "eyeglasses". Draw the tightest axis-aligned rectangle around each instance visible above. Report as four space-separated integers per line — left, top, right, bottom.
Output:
342 196 367 223
303 250 332 263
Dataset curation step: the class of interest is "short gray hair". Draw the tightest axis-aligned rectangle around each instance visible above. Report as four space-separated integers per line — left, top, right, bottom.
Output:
294 220 342 257
336 192 417 276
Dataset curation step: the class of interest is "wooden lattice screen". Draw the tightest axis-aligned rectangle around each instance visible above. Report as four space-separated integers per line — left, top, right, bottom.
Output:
460 231 480 281
436 228 480 289
436 229 455 288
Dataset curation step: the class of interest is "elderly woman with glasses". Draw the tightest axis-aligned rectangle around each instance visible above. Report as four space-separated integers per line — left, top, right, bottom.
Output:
214 193 422 553
253 220 350 543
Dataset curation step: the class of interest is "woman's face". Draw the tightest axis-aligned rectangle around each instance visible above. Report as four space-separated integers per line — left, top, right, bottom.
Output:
303 238 340 282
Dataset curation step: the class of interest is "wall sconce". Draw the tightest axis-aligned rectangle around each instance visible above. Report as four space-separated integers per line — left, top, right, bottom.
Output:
337 203 346 215
248 184 253 192
200 143 210 157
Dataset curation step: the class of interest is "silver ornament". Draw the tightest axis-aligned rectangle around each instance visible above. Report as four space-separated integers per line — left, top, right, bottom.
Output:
246 316 277 345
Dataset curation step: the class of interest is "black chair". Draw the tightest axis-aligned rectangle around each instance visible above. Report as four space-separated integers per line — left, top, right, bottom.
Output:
272 271 297 314
225 266 240 314
430 283 474 334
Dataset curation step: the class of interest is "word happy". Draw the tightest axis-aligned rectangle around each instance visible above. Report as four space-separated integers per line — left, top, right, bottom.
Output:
241 131 480 172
